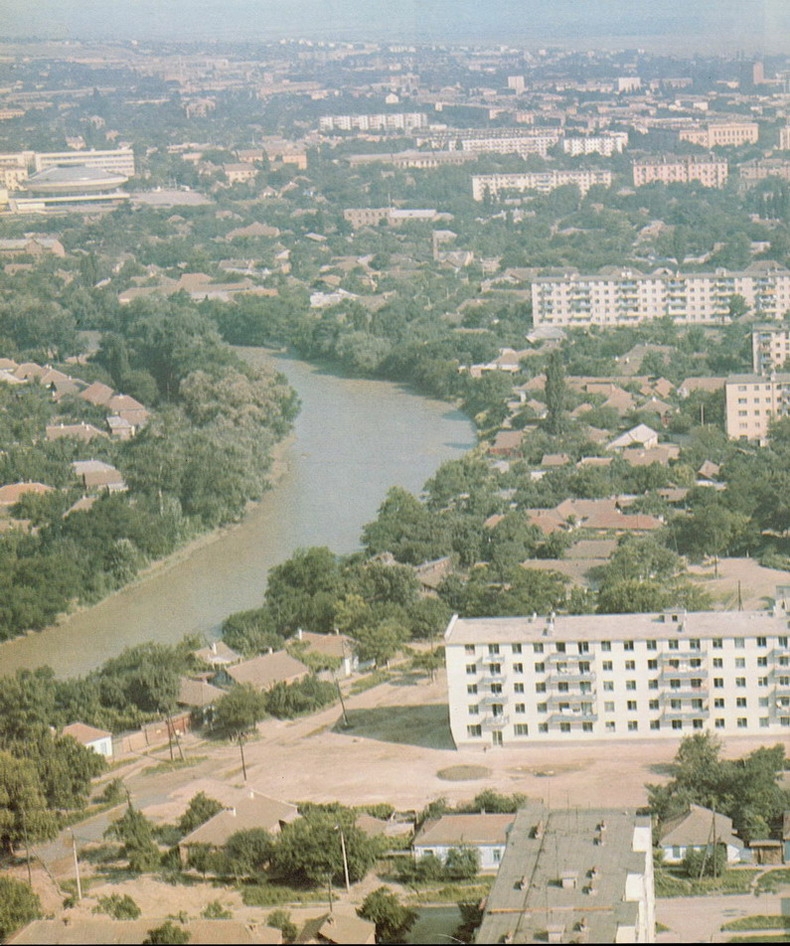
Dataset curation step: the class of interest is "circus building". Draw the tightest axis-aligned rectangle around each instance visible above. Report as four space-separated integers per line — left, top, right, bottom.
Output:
7 164 130 213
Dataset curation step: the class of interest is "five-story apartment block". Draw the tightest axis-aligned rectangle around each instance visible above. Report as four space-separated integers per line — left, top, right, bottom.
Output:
445 610 790 749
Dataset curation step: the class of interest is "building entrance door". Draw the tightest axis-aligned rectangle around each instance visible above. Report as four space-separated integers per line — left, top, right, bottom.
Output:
492 730 503 747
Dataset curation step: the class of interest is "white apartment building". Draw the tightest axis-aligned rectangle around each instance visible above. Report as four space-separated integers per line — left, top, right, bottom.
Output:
678 122 759 148
752 323 790 373
318 112 427 133
725 372 790 441
531 266 790 327
445 609 790 749
34 148 136 176
460 133 561 159
472 168 612 201
739 158 790 186
563 132 628 156
632 154 728 188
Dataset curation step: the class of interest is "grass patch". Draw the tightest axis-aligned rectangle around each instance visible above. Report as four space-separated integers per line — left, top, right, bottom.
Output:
407 880 493 904
727 936 790 943
723 917 790 932
755 869 790 894
349 670 390 694
655 868 758 898
437 765 491 782
143 755 207 776
240 883 329 907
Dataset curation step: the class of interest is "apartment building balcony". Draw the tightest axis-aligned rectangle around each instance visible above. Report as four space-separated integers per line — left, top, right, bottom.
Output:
659 666 708 681
546 693 595 708
479 691 506 705
662 685 708 699
547 669 597 685
481 713 509 730
661 706 710 721
548 711 598 724
480 671 508 686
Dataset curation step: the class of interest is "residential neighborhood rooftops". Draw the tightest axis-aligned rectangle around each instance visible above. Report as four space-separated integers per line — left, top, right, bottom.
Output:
413 812 516 849
226 650 310 690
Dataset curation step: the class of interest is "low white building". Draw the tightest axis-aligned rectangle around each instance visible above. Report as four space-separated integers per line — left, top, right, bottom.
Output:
658 804 747 865
62 722 113 759
412 812 516 872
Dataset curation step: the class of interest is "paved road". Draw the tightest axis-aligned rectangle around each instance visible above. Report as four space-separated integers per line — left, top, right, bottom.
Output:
657 891 789 943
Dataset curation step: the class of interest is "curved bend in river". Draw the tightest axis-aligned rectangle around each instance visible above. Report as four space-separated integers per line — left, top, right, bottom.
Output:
0 350 475 679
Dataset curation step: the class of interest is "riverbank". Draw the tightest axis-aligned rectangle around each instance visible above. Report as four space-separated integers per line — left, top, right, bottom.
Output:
0 352 475 678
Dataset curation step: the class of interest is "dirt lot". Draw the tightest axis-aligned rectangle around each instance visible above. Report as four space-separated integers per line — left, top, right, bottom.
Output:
16 665 790 937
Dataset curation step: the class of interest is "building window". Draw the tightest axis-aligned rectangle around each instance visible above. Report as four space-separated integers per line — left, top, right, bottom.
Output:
649 699 659 711
649 679 659 690
467 725 482 737
465 645 476 655
689 639 700 651
558 682 569 693
735 657 746 668
488 644 500 655
533 643 544 654
757 636 767 647
714 678 724 688
713 658 723 668
514 724 529 736
560 722 571 733
605 721 616 732
628 721 638 731
537 702 548 713
513 663 524 674
625 660 636 671
468 705 479 715
757 657 768 667
626 700 637 711
647 640 657 651
737 718 748 728
556 642 566 654
715 718 725 729
672 719 683 730
670 698 682 710
601 641 611 652
491 683 503 695
650 720 660 731
602 661 613 671
515 703 526 714
760 717 769 728
603 681 614 691
534 662 545 673
736 677 746 688
648 659 658 670
582 722 593 733
758 677 768 687
736 697 747 707
489 663 502 675
692 719 703 730
514 683 525 694
712 639 723 649
536 682 546 693
539 723 549 733
512 644 523 654
779 636 788 647
623 641 634 651
578 642 590 654
668 640 679 650
467 684 478 695
466 664 477 675
735 639 745 649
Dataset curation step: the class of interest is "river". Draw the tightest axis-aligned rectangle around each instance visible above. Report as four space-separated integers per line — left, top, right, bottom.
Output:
0 350 475 679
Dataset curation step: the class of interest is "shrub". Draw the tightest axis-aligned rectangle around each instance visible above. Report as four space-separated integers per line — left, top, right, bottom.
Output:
267 909 298 943
93 893 141 920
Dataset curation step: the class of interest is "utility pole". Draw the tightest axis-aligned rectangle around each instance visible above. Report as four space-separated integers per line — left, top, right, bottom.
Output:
339 825 351 893
71 831 82 901
237 732 248 782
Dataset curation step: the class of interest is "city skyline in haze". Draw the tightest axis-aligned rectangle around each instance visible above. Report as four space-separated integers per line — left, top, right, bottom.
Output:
2 0 790 54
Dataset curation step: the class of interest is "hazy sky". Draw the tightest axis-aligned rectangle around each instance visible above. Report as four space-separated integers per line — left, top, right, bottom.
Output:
3 0 790 53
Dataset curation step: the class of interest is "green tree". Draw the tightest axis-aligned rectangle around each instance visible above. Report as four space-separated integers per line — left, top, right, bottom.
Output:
224 827 275 878
211 684 267 739
270 809 378 887
267 909 298 944
143 920 190 944
358 887 419 944
444 845 480 880
105 803 161 872
93 894 141 920
177 792 223 836
544 350 568 436
0 751 58 856
0 877 41 941
352 619 407 667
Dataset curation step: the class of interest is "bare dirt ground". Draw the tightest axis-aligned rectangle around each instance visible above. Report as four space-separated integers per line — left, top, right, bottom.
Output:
15 664 790 937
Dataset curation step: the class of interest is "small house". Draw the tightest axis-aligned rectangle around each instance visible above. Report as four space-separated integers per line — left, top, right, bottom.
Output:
62 722 113 759
658 804 747 865
412 812 516 872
